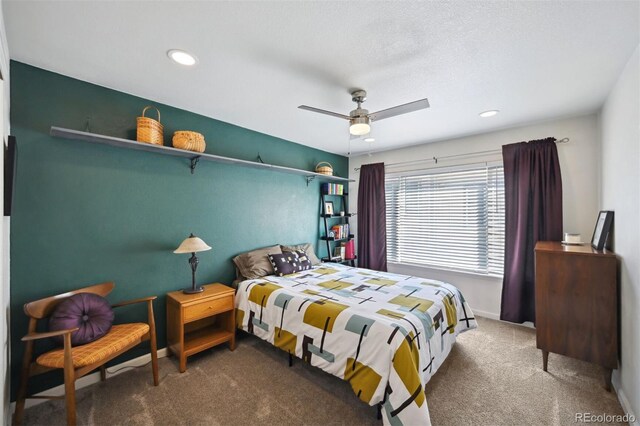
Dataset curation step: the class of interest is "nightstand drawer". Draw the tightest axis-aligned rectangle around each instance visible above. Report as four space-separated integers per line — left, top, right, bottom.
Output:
184 295 233 322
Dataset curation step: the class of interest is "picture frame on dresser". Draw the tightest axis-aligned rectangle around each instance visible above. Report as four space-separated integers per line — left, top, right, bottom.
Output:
591 210 614 250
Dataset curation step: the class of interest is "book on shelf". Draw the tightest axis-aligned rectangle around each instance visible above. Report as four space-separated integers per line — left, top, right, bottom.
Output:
330 224 349 240
331 225 339 239
321 183 344 195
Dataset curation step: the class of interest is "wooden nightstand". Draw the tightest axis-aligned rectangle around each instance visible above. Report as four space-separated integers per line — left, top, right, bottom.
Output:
166 283 235 372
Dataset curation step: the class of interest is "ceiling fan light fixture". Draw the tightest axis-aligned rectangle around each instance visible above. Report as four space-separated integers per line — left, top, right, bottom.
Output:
299 91 430 141
479 109 499 118
349 116 370 136
167 49 198 66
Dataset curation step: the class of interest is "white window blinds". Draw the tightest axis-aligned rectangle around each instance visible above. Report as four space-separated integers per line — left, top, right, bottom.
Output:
385 163 505 276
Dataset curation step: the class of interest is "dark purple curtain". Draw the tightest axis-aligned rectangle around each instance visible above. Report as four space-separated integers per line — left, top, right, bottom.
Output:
357 163 387 271
500 138 563 323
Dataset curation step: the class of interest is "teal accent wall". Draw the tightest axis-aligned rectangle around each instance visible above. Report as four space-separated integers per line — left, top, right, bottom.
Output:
9 61 347 398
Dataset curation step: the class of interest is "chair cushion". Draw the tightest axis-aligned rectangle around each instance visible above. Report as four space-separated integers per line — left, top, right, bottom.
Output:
36 323 149 368
49 293 114 346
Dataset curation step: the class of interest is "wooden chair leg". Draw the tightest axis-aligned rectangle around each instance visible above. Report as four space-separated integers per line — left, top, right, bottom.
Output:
148 300 159 386
63 334 77 426
13 340 34 425
99 365 106 382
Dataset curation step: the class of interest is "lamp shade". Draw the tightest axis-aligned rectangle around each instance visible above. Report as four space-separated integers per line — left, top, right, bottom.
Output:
174 234 211 254
349 116 370 136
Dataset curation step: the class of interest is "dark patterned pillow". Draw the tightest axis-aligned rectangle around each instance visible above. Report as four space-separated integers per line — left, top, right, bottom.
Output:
268 253 298 276
290 249 312 271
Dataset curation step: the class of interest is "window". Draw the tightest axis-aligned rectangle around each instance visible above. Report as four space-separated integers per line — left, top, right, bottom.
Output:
385 163 505 276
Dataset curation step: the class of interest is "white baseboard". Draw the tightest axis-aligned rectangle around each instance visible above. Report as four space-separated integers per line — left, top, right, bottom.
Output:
612 370 639 426
471 309 536 329
9 348 169 413
471 309 500 321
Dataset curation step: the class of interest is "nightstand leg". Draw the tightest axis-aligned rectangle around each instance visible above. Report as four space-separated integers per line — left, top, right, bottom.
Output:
229 335 236 351
179 355 187 373
604 368 612 392
542 350 549 372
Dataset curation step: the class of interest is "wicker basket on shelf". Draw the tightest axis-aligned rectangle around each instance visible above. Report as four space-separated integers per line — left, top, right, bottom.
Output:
136 106 164 145
315 162 334 176
172 131 206 153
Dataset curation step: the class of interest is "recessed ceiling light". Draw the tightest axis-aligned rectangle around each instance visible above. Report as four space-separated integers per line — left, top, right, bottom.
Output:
167 49 198 66
364 137 375 143
479 110 499 118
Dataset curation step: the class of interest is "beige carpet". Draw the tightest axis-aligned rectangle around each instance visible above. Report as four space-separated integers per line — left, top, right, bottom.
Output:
20 317 626 425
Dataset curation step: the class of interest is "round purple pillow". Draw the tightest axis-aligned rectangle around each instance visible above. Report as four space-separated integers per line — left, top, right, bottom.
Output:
49 293 114 346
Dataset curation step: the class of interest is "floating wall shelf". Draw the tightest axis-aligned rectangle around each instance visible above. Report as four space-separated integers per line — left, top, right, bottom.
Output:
50 127 354 185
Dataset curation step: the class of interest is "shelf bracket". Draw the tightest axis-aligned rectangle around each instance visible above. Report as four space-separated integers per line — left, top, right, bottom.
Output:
190 156 201 174
305 176 316 186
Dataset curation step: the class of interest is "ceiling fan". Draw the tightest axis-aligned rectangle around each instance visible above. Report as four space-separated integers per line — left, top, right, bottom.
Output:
298 90 430 139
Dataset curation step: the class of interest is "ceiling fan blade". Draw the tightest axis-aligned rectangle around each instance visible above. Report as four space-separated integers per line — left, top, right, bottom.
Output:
368 98 430 121
298 105 350 120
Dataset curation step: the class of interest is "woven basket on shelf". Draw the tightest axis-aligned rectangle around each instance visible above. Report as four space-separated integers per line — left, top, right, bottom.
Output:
315 162 334 176
136 106 164 145
172 131 206 153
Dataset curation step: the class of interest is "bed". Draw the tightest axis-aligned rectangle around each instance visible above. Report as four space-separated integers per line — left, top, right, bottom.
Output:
235 263 476 425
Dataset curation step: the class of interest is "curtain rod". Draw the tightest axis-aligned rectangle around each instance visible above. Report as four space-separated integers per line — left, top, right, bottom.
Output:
353 137 570 172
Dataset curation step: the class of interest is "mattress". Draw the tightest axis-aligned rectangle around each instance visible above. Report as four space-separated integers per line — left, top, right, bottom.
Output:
235 263 477 425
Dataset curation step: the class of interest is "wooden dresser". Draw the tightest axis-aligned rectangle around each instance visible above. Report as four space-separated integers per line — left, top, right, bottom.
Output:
534 241 618 390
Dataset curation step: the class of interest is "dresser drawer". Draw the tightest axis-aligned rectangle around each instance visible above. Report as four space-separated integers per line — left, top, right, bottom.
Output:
184 295 233 322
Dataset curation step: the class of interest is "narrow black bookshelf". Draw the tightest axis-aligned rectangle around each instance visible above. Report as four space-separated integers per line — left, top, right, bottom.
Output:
320 184 356 266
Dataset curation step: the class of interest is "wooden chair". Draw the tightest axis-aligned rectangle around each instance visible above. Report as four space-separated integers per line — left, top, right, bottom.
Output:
13 282 159 426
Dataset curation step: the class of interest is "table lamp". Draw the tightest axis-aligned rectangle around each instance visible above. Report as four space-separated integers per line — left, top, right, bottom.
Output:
174 233 211 294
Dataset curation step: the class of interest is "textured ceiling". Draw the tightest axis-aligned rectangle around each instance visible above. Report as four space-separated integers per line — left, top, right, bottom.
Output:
4 1 639 155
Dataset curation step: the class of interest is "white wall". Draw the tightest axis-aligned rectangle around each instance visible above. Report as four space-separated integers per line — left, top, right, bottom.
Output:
349 114 601 319
600 45 640 423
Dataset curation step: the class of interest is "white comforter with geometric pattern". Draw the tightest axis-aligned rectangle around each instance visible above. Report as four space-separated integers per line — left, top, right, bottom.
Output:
235 263 477 425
